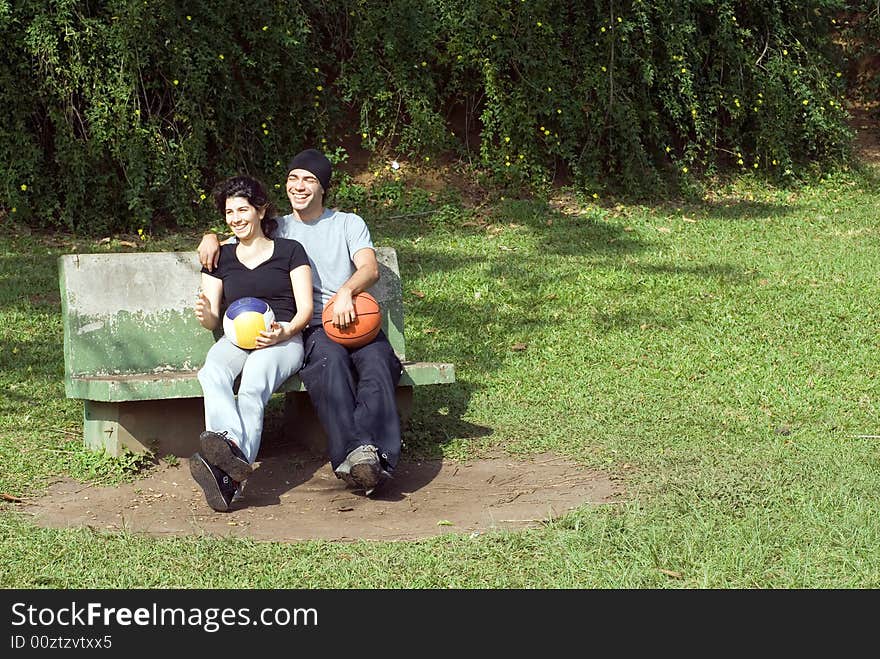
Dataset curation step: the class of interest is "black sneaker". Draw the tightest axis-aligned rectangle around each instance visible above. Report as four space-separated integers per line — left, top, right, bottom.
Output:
189 452 238 512
200 430 253 483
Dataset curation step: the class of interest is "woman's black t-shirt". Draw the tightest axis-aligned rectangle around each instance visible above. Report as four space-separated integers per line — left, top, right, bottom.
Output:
201 238 309 322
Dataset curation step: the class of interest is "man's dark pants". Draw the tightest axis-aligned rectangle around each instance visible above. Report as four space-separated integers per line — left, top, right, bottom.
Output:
298 326 403 473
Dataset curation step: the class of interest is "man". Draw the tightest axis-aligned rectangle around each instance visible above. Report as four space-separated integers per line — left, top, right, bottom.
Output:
198 149 403 496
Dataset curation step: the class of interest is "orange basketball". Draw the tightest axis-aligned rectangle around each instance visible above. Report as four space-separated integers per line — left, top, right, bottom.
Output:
321 292 382 349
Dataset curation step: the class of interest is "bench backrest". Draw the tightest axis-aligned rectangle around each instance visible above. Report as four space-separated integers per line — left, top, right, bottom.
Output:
59 247 405 379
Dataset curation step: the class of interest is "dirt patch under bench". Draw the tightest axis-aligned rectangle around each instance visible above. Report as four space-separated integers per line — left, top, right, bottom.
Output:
19 449 621 542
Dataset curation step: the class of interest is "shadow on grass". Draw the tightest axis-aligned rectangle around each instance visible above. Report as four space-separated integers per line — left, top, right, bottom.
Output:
388 205 769 372
697 198 799 221
405 381 492 458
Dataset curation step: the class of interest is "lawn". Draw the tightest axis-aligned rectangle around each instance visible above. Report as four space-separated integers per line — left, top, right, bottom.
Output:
2 166 879 588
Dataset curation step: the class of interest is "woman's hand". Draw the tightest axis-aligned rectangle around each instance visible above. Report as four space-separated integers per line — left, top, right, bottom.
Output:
194 290 214 328
254 321 289 349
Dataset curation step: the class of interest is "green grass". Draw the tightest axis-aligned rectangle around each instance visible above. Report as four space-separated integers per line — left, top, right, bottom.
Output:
2 167 880 588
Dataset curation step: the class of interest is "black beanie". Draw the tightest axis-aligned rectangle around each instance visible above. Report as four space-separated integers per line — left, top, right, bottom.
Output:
287 149 332 191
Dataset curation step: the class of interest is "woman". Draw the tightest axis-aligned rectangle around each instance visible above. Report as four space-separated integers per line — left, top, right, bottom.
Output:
190 175 312 512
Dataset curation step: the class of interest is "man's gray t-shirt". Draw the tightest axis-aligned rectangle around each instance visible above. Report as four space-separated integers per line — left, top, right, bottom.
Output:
275 209 374 326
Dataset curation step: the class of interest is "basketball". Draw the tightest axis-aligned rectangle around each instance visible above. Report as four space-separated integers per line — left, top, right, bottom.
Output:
223 297 275 349
322 292 382 349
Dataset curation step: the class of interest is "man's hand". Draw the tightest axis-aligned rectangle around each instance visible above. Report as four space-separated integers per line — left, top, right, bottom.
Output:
198 234 221 271
331 289 356 328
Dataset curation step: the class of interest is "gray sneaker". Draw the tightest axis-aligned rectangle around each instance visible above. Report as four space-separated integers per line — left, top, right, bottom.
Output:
335 445 390 496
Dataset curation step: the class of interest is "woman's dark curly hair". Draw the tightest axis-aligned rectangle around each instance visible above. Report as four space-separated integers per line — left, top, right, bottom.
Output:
212 175 278 238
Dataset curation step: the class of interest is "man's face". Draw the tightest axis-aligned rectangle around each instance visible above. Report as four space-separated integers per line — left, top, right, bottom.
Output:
286 168 324 215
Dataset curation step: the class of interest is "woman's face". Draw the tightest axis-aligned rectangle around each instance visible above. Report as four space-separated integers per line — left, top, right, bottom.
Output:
224 196 265 241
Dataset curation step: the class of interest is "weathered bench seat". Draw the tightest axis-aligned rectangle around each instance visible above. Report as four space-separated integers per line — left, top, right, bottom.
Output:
59 248 454 457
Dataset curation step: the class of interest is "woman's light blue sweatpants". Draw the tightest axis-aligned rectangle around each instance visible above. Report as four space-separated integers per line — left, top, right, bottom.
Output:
197 333 304 464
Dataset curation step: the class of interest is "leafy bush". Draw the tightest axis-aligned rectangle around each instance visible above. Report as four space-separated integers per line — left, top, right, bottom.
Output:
0 0 866 233
837 2 880 113
0 0 324 233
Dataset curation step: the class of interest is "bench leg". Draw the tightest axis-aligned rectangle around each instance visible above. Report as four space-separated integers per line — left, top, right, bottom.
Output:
282 386 415 457
396 385 414 429
82 399 205 458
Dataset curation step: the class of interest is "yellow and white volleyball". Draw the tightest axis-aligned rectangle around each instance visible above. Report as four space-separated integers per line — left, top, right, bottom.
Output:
222 297 275 349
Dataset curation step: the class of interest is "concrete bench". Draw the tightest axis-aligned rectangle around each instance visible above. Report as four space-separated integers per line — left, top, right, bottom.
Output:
59 247 455 458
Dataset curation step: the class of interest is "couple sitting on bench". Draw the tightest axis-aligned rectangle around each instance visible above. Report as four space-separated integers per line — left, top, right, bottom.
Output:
190 149 402 512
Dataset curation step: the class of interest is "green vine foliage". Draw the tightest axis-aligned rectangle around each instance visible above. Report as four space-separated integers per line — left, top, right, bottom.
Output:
1 0 324 232
0 0 871 233
837 1 880 110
